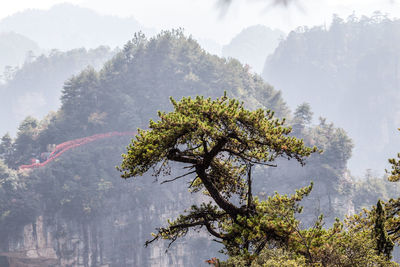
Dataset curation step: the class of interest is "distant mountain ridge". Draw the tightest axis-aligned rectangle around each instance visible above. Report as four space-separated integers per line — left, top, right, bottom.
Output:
222 25 284 73
0 32 41 74
0 3 155 50
0 46 117 136
262 13 400 176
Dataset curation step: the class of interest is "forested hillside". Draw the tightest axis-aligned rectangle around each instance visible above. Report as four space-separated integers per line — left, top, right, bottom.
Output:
0 31 291 266
0 31 368 266
0 46 117 136
263 13 400 176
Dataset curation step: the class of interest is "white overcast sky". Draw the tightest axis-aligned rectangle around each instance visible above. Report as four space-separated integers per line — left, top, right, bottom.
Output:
0 0 399 44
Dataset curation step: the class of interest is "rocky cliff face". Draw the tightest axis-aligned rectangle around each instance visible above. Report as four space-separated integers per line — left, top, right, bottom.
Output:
0 216 57 267
1 170 355 267
0 131 355 267
1 180 219 267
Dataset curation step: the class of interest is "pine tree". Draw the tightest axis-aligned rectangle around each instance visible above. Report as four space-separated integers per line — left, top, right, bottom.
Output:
119 94 317 259
374 200 394 259
0 133 14 167
292 103 313 135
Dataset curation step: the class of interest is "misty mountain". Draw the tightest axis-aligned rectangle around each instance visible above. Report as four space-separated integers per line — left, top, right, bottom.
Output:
0 31 290 266
1 30 363 264
262 13 400 176
0 3 155 50
222 25 284 73
0 46 117 136
0 32 41 74
0 29 374 266
41 30 288 144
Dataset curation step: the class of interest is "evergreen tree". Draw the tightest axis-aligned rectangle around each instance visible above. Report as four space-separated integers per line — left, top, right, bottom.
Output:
374 200 394 259
119 94 317 260
0 133 14 166
292 102 313 135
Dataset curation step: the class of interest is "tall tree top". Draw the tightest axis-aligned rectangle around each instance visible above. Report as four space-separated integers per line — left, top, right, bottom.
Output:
119 94 316 204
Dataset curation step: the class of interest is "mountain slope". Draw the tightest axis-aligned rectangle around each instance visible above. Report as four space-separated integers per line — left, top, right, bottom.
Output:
262 13 400 176
0 31 289 266
0 46 117 136
0 32 40 74
43 30 288 144
0 31 355 266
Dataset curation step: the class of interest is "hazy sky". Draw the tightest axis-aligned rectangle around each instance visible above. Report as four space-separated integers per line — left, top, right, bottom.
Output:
1 0 399 44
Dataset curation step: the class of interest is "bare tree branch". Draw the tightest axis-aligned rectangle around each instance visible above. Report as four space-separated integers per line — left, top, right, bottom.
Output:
161 170 197 184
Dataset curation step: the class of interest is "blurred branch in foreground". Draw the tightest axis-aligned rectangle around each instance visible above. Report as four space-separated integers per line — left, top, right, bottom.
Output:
217 0 397 14
218 0 296 6
218 0 397 6
216 0 299 16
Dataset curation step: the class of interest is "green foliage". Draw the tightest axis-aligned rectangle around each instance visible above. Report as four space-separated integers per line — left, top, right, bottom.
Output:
3 30 286 164
60 67 102 135
119 93 397 266
119 94 317 259
0 32 290 265
302 118 353 217
388 154 400 182
29 138 127 221
0 28 384 265
0 161 37 237
12 117 40 165
352 175 400 212
223 211 398 266
311 225 397 267
223 248 307 266
0 133 14 166
120 94 314 179
381 130 400 244
345 199 400 260
307 118 353 170
374 200 394 259
291 103 313 135
260 108 354 224
387 130 400 182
